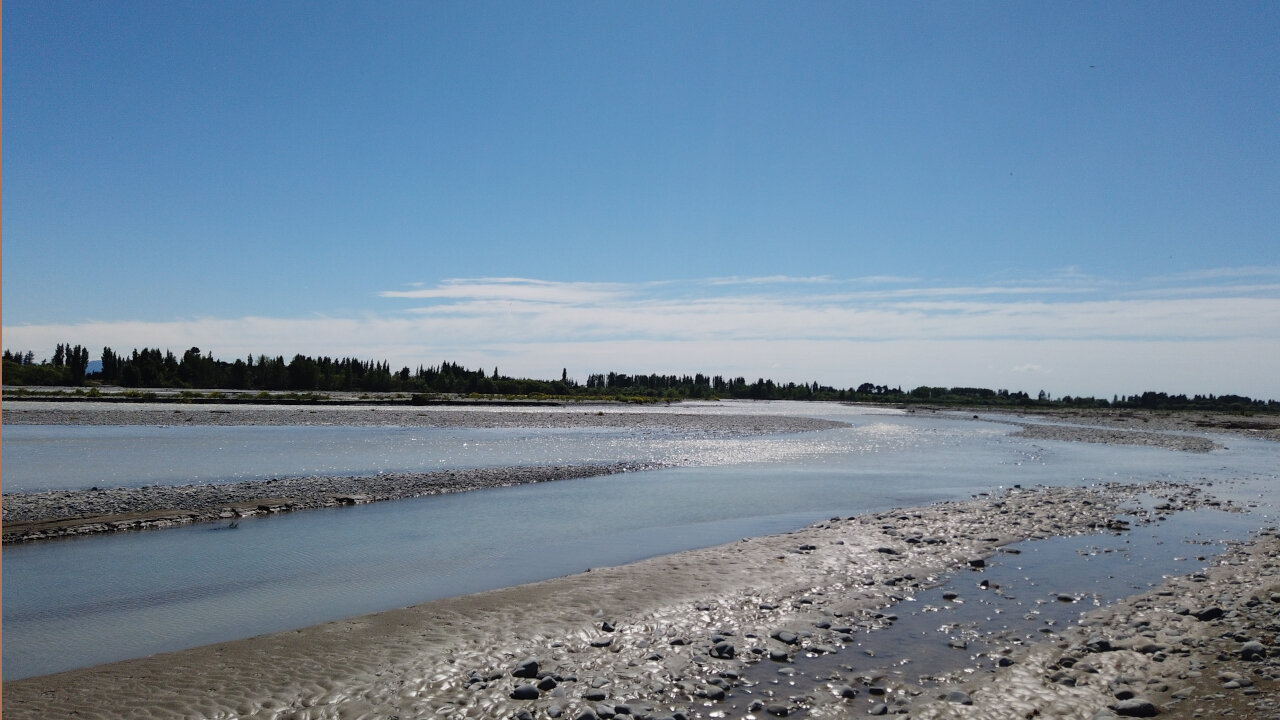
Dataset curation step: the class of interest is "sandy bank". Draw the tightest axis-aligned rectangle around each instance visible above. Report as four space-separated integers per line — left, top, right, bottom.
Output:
3 481 1237 720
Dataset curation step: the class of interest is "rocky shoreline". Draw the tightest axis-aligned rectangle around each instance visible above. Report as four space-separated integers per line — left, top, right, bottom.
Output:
0 463 658 544
6 480 1262 720
941 526 1280 720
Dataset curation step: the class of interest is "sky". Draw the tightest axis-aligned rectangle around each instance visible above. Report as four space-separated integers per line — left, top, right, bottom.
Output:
4 1 1279 400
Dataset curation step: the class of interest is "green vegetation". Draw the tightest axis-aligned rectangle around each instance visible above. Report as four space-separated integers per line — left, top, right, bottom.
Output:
3 345 1277 413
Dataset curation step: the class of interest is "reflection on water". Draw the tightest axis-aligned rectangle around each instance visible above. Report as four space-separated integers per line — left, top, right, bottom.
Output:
3 404 1278 680
720 506 1263 716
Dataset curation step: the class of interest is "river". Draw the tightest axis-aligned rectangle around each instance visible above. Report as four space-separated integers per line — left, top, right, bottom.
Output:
3 402 1277 680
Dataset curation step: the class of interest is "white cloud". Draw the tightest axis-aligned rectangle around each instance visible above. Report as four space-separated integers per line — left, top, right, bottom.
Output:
378 277 627 304
6 270 1279 399
704 275 835 286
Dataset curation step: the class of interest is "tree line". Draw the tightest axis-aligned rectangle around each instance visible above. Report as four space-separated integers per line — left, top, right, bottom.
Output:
3 344 1278 412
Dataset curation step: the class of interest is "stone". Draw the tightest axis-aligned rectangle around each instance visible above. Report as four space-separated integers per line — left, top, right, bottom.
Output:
1086 636 1113 653
1191 606 1224 621
538 676 559 691
771 629 800 645
512 657 540 678
945 690 973 705
1111 698 1160 717
1241 640 1268 660
869 703 888 716
710 641 735 659
765 703 791 716
510 684 539 700
838 684 858 699
967 557 986 569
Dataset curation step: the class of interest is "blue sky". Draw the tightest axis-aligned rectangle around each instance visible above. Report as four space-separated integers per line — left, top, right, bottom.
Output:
5 1 1279 399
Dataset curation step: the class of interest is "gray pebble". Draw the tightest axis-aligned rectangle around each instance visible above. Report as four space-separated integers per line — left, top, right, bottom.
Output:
771 629 799 645
1241 640 1268 661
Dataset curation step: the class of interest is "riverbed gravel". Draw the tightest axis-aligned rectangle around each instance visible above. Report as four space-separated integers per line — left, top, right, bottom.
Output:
5 402 1277 720
0 463 658 544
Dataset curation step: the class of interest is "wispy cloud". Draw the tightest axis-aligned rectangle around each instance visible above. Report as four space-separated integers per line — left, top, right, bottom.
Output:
378 278 628 304
6 269 1279 398
704 275 836 286
1155 265 1280 282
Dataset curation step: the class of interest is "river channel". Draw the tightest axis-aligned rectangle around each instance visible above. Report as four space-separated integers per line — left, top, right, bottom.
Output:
3 402 1277 681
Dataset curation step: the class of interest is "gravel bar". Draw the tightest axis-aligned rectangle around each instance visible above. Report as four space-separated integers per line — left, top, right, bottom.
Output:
1 463 658 544
0 403 846 436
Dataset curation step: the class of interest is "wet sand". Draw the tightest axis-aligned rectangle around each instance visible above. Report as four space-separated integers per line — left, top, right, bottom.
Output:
4 405 1277 719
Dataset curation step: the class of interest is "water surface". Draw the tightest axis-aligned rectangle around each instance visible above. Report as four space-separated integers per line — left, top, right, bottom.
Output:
4 403 1277 680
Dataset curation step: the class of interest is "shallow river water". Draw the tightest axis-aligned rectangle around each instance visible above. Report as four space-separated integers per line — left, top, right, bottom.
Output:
3 402 1278 681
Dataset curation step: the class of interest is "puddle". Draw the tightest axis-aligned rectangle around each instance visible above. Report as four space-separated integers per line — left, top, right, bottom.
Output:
708 505 1260 717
